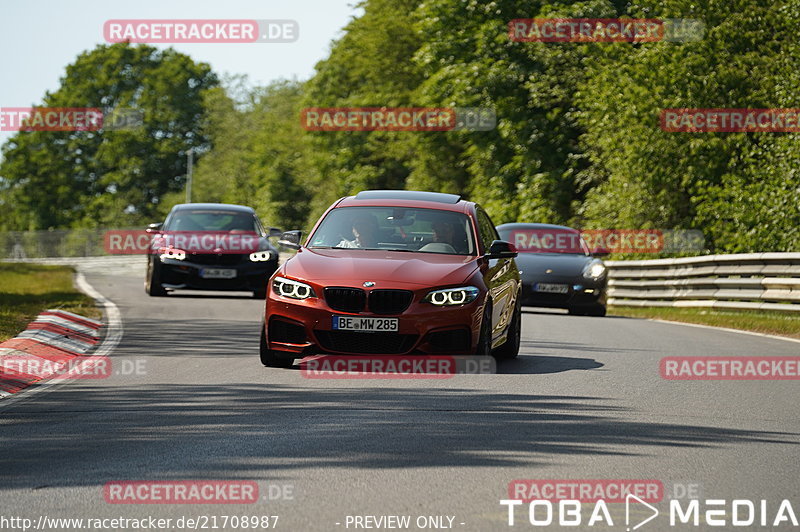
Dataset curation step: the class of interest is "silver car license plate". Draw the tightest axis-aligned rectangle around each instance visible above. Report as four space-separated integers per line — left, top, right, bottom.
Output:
200 268 237 279
534 282 569 294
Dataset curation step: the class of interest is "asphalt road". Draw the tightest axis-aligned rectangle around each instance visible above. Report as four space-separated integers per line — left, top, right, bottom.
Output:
1 258 798 531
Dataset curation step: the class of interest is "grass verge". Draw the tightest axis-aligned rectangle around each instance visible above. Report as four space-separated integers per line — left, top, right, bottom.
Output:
609 305 800 340
0 262 101 342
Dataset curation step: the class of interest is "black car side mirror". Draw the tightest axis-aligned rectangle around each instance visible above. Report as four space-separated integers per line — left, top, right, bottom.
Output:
146 222 162 234
486 240 518 259
591 247 610 258
278 230 303 250
268 227 283 238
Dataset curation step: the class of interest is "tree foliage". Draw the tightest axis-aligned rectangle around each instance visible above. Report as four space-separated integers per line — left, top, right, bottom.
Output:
2 1 798 252
0 43 218 229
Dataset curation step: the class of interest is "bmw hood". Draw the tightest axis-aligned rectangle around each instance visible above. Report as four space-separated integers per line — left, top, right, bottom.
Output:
281 248 478 288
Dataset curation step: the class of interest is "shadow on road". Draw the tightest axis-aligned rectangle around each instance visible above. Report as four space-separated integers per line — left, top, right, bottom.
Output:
2 382 798 489
116 319 604 375
2 315 797 490
497 354 604 374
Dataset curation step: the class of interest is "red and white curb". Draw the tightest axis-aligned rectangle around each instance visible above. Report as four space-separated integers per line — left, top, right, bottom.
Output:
0 310 102 396
0 273 123 400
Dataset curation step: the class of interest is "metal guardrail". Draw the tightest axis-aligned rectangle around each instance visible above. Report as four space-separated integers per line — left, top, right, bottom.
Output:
606 253 800 312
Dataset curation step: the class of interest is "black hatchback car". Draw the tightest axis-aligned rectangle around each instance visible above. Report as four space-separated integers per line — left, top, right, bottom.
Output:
496 223 607 316
145 203 280 298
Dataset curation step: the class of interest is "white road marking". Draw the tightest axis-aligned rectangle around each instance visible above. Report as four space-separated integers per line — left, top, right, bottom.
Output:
646 318 800 345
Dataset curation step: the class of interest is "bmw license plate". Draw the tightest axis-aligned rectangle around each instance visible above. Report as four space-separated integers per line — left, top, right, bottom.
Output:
534 282 569 294
200 268 237 279
332 316 398 332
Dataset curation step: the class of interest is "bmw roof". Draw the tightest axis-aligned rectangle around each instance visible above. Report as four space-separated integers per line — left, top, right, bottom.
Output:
171 203 255 213
353 190 462 204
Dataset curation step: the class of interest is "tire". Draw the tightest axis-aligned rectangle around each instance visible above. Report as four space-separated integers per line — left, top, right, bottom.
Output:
495 301 521 359
589 304 607 317
568 304 606 317
253 285 268 299
259 324 294 368
145 257 167 297
474 301 492 357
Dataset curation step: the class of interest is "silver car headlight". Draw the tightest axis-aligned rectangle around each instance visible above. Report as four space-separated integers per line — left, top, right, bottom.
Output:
583 260 606 279
423 286 480 306
272 276 316 299
249 250 275 262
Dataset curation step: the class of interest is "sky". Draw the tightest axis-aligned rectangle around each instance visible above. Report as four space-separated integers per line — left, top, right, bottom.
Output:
0 0 361 149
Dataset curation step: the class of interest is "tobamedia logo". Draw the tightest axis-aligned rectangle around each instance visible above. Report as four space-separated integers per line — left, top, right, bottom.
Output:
501 480 799 529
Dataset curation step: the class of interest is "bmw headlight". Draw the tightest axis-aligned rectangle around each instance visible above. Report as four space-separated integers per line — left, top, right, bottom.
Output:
249 250 275 262
159 248 186 261
423 286 480 306
583 260 606 279
272 276 316 300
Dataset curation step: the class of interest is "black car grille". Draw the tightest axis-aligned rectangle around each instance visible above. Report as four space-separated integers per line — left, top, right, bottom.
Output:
324 287 366 313
368 290 413 314
314 330 418 354
269 318 307 344
188 253 244 266
425 328 471 353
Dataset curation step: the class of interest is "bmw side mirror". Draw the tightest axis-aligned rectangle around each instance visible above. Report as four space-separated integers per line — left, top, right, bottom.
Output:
146 222 162 234
278 230 303 250
487 240 518 259
592 247 610 258
268 227 283 238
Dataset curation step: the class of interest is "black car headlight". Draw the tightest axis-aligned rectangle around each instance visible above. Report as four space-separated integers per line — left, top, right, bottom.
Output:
582 260 606 279
272 276 316 299
159 248 186 261
423 286 480 306
249 250 276 262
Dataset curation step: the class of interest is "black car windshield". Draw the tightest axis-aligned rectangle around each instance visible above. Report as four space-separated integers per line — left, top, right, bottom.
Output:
164 210 259 232
309 206 476 255
498 226 590 256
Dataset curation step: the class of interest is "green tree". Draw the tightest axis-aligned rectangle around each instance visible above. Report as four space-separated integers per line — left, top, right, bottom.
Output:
302 0 424 225
0 43 218 230
189 79 316 230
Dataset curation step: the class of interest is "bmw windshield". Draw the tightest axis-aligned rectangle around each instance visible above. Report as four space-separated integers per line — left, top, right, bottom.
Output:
308 207 476 255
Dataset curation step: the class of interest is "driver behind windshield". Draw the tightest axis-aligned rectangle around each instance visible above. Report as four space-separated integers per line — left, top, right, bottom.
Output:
337 214 380 248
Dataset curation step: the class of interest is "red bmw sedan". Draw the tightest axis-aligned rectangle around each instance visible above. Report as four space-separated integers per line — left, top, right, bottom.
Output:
260 190 522 367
